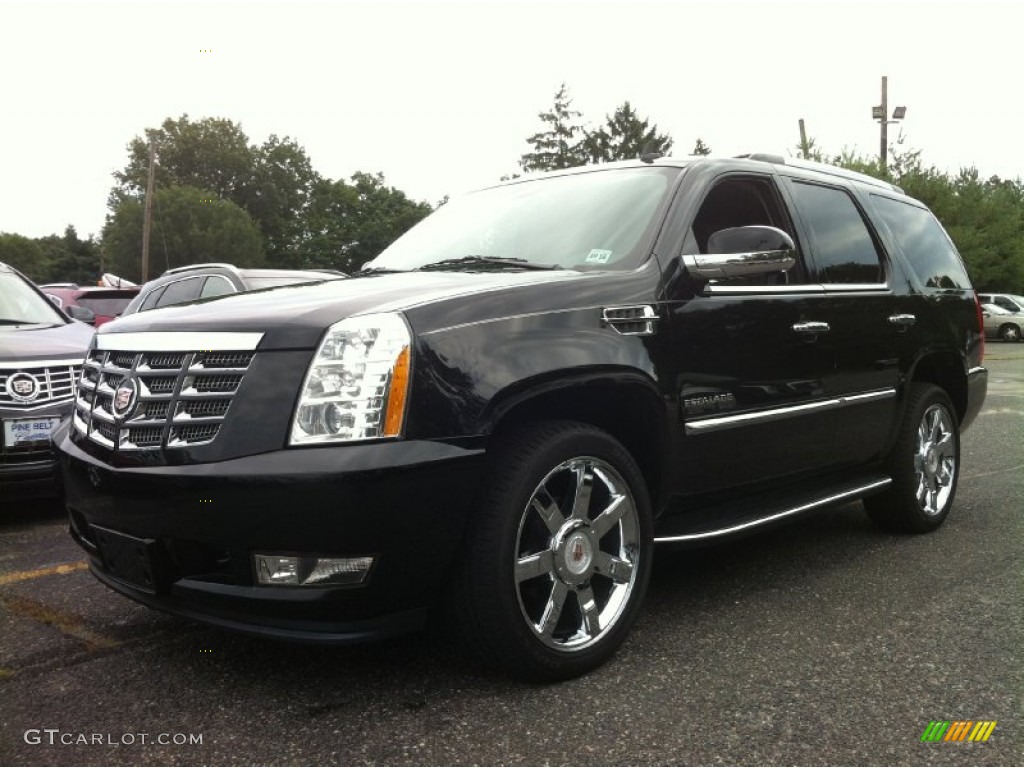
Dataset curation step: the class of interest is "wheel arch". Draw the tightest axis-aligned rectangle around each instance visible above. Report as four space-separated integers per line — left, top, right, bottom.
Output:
482 371 670 511
907 350 968 424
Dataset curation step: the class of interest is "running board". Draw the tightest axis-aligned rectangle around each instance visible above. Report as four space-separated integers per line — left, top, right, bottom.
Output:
653 474 892 546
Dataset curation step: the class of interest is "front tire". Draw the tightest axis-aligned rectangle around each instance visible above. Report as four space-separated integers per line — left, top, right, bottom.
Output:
454 420 653 681
865 383 960 533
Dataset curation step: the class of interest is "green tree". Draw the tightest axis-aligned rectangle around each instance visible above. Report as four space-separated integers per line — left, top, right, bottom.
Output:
110 116 319 266
111 115 255 207
102 186 264 282
243 135 320 265
36 226 101 285
582 102 674 163
0 233 48 281
691 138 712 156
301 173 432 273
520 83 587 172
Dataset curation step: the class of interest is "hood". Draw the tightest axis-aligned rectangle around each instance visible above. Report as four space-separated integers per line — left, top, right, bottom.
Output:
99 270 599 349
1 321 94 363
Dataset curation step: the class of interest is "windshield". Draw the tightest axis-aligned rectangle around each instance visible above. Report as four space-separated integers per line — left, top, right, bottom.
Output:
0 271 66 325
366 166 682 272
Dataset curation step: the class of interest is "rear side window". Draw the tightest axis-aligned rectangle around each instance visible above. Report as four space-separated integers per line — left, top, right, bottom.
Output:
139 286 165 312
156 277 202 308
789 182 884 284
871 195 970 290
200 275 235 298
994 295 1024 312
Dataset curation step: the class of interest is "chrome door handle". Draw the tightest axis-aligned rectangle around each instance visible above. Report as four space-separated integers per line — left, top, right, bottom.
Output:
888 313 917 327
792 321 831 334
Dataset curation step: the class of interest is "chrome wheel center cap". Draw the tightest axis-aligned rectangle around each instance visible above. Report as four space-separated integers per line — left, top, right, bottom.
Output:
564 531 593 575
925 447 939 475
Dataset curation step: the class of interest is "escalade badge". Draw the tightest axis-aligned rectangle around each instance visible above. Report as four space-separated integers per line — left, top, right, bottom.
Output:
7 372 40 403
112 378 138 419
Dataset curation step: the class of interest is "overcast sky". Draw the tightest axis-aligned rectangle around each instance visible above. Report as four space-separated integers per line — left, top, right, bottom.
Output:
1 0 1021 240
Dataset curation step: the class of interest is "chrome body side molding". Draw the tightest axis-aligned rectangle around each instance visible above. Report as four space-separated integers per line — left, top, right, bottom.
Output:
685 389 896 435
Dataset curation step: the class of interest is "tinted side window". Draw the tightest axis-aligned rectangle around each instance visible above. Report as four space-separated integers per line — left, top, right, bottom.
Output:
871 195 970 290
688 176 805 285
139 286 166 312
994 296 1023 312
156 277 202 308
789 182 884 284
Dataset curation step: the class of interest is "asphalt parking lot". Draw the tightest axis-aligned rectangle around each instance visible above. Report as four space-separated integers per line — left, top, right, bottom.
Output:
1 344 1021 766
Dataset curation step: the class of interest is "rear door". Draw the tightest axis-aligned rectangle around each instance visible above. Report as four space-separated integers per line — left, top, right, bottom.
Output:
781 177 905 467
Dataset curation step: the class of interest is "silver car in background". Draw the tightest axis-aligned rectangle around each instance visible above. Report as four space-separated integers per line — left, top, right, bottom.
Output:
981 302 1023 342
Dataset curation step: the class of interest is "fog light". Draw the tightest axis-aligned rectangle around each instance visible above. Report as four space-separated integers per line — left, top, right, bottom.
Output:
253 554 374 586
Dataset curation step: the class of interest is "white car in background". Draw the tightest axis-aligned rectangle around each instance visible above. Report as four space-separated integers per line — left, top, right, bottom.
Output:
978 292 1024 314
980 302 1022 342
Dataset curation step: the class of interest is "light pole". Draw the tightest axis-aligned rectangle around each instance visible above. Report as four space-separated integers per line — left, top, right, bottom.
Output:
873 76 907 170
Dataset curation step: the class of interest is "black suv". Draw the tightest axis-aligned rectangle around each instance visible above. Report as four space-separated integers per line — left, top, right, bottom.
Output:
120 263 347 316
55 155 987 680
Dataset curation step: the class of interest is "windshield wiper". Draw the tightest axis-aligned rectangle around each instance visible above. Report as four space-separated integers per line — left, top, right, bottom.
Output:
0 319 42 325
354 267 407 275
417 255 560 271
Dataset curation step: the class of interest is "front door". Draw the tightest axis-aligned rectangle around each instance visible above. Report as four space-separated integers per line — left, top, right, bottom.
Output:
663 172 839 498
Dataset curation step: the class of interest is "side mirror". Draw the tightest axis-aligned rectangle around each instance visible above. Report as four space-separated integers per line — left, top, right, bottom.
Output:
681 225 796 280
67 305 96 324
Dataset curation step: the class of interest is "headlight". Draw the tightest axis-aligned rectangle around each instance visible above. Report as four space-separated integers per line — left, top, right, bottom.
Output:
290 312 412 445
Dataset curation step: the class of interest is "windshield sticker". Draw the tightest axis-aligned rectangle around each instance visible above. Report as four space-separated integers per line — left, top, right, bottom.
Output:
585 249 613 264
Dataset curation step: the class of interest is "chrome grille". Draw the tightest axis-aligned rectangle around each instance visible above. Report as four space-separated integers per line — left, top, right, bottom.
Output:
198 352 254 369
73 348 255 451
0 362 83 409
176 399 230 418
144 353 186 369
190 375 242 394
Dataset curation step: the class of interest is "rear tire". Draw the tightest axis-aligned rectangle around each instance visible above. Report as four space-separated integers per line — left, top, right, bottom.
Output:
998 323 1021 342
453 420 653 681
865 384 960 533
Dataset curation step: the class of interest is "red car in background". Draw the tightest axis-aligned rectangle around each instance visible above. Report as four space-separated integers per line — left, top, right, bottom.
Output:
40 284 140 327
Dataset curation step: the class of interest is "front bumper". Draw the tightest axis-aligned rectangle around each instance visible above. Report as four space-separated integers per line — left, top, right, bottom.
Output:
0 451 59 500
57 427 485 642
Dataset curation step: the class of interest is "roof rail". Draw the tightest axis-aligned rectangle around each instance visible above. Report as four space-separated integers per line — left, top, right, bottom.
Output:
734 153 903 194
735 152 786 164
161 262 240 276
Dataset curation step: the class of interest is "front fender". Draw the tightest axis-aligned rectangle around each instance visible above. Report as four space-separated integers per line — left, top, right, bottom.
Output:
406 307 666 439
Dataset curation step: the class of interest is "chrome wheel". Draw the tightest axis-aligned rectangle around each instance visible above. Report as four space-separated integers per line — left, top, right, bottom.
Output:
1000 324 1021 342
514 456 641 652
914 403 956 516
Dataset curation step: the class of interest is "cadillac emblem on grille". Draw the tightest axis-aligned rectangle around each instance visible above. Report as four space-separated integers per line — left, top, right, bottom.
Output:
7 372 39 403
112 378 138 419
